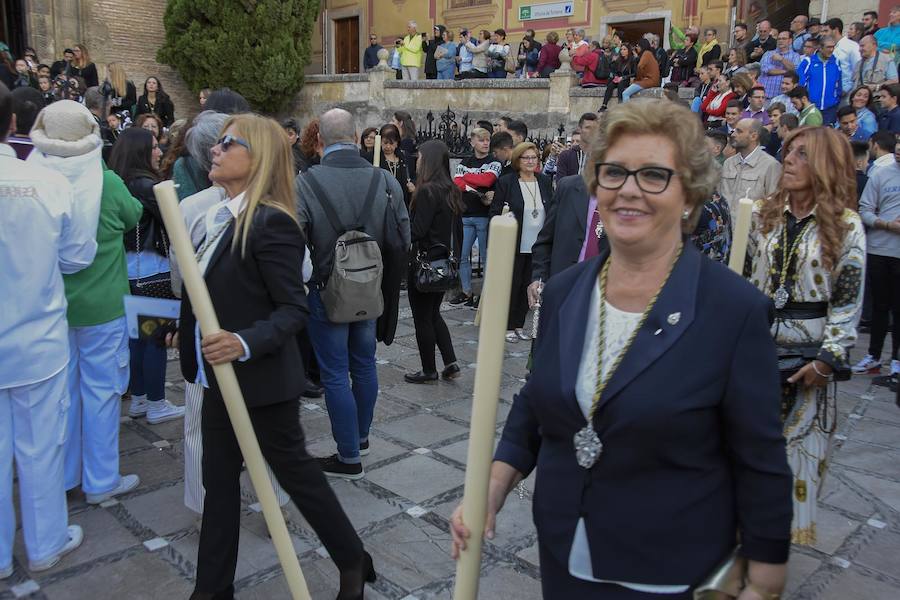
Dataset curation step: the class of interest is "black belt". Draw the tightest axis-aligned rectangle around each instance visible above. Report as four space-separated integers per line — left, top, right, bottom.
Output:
775 301 828 320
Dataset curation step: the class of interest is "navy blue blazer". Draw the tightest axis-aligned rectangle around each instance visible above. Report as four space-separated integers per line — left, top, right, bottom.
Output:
494 243 792 586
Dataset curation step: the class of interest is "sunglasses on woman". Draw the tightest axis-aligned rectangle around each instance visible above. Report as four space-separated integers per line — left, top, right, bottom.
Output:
217 134 251 152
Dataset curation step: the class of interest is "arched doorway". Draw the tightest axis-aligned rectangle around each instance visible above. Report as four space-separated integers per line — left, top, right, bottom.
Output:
1 0 27 57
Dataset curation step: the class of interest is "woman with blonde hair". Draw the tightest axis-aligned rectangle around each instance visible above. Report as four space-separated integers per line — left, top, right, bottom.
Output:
171 113 374 599
69 44 98 87
452 99 791 598
104 63 136 115
723 46 748 79
746 126 866 546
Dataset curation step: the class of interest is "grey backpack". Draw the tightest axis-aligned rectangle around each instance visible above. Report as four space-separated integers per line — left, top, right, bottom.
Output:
306 171 384 323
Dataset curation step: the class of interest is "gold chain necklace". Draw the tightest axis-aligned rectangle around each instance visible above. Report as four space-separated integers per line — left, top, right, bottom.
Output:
574 241 684 469
772 215 813 309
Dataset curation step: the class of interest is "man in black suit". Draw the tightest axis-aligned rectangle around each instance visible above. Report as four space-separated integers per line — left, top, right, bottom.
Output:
553 113 598 181
527 173 596 306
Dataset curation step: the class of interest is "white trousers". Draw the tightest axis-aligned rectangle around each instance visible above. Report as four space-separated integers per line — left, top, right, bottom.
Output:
402 66 420 80
64 317 130 494
0 368 70 566
183 381 289 514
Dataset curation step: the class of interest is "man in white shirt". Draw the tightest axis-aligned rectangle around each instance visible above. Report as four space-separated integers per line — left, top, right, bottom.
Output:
0 82 90 578
868 130 897 174
720 118 782 215
822 17 861 96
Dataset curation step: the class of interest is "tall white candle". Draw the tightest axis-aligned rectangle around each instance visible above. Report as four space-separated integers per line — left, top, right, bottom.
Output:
729 196 754 274
153 181 311 600
373 133 382 167
453 215 518 600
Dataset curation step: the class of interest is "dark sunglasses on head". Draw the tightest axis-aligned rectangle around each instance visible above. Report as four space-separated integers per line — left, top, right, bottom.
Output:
217 135 251 152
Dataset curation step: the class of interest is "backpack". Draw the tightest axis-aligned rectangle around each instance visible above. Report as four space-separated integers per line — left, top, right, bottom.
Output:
305 171 384 323
593 52 611 81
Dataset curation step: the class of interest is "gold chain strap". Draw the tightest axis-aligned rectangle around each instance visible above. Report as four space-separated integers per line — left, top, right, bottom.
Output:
587 242 683 421
775 216 813 294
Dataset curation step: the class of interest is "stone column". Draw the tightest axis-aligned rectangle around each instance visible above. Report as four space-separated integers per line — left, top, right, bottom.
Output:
548 70 575 114
368 49 391 110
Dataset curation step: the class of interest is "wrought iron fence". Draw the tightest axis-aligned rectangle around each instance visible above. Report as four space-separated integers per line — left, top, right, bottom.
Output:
414 106 566 158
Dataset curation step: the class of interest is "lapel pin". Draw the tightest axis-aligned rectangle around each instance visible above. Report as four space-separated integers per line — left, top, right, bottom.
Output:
653 328 662 336
667 312 681 326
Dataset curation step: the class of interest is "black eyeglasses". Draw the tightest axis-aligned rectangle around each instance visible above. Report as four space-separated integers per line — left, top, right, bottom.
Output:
594 163 677 194
217 134 251 152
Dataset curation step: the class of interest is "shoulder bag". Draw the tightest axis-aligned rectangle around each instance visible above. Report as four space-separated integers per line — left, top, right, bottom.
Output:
132 221 176 300
414 210 459 293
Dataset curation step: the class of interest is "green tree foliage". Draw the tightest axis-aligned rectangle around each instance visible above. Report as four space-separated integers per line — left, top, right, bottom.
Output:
158 0 320 113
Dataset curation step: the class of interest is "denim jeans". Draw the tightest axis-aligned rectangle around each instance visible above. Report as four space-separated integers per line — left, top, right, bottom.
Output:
128 337 167 401
306 289 378 464
621 83 644 102
489 68 507 78
460 216 489 294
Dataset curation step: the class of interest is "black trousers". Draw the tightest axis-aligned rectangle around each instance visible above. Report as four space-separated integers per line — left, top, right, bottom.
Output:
296 328 320 383
538 543 693 600
602 78 631 107
867 253 900 361
508 253 533 330
194 391 363 597
407 281 457 373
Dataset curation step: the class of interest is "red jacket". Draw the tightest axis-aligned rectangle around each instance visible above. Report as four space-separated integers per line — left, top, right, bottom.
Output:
572 49 608 86
700 88 736 118
536 43 561 74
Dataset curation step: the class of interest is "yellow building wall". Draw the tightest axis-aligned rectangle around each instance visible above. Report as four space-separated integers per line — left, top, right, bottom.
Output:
308 0 734 75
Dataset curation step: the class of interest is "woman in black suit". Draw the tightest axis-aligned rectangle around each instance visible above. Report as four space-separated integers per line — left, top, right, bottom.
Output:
491 142 553 342
172 114 374 600
135 76 176 128
404 140 463 384
452 100 792 599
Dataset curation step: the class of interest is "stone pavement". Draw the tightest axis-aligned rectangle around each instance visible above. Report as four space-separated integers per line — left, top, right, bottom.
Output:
2 299 899 600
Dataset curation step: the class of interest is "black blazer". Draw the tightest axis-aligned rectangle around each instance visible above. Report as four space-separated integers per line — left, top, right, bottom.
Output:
530 174 597 283
554 146 584 182
136 93 176 127
178 205 308 408
490 172 553 254
495 244 792 585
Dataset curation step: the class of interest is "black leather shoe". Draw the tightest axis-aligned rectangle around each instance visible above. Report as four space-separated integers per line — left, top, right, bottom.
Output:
302 380 324 398
441 363 461 380
404 371 438 384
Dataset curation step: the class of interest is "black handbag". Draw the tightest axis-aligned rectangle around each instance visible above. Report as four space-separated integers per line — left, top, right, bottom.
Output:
414 242 460 293
132 220 176 300
777 344 851 383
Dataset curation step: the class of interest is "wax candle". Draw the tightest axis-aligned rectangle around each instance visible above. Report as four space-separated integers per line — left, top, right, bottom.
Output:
153 181 311 600
453 215 518 600
729 196 754 274
373 133 382 168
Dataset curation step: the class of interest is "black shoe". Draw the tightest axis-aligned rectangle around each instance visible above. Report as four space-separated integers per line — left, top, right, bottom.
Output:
359 440 370 456
598 105 608 111
404 371 439 384
466 295 480 309
448 292 472 306
442 363 461 380
317 454 364 480
336 551 377 600
301 380 324 399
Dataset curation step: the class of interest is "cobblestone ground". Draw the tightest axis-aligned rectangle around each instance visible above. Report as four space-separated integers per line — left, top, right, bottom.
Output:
2 298 898 600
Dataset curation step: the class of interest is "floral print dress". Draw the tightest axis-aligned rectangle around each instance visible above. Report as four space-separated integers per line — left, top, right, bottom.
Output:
746 202 866 544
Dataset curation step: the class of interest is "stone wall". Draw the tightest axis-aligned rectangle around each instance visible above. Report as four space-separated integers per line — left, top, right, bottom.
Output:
808 0 880 30
24 0 195 123
286 63 692 135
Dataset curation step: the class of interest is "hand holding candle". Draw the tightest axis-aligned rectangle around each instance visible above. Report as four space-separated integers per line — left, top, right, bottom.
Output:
453 215 517 600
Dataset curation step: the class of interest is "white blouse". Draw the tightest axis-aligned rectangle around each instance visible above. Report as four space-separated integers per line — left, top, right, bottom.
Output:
569 280 690 593
518 180 545 254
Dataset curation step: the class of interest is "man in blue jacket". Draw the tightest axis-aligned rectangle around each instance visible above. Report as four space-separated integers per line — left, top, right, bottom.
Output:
798 35 843 124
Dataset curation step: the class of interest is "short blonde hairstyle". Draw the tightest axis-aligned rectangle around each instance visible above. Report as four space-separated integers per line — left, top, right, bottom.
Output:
511 142 540 173
470 127 490 140
583 100 719 226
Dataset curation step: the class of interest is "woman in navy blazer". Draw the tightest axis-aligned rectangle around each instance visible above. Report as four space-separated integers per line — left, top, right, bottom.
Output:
491 142 554 342
452 101 792 599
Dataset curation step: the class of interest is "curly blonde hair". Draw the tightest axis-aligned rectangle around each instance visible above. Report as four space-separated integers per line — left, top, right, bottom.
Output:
758 127 855 271
583 99 720 231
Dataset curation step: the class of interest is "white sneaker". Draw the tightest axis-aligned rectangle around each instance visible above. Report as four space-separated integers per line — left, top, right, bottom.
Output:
127 394 149 417
146 399 185 424
515 328 531 341
85 474 140 505
0 563 12 579
28 525 83 572
505 332 519 343
851 355 882 374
